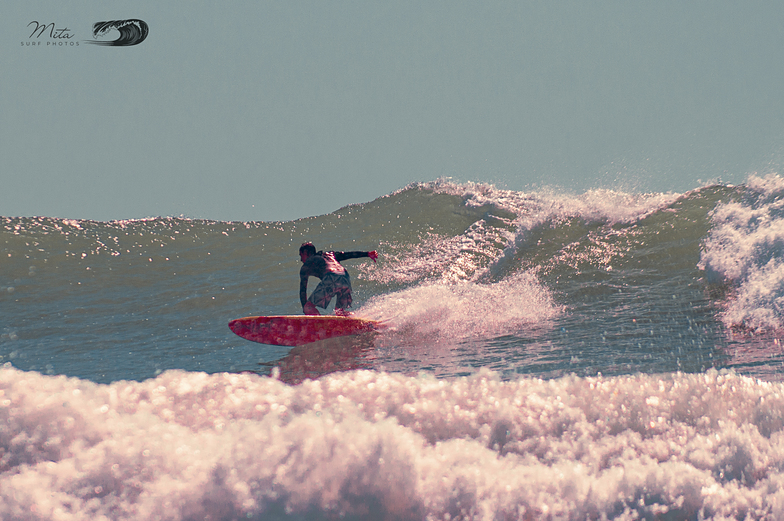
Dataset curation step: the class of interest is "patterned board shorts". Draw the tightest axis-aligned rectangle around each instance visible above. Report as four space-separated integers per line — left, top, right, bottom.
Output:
308 272 353 309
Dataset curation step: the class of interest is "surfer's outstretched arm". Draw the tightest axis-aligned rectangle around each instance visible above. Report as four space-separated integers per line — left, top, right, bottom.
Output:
333 250 378 263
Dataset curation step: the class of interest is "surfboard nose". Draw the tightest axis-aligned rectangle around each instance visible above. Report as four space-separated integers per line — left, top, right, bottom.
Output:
228 318 248 335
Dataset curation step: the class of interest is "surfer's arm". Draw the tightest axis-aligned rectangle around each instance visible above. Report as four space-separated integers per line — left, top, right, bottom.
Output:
299 272 320 314
334 251 378 263
299 269 309 307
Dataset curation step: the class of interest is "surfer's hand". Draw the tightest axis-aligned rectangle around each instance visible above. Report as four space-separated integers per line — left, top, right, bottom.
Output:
368 250 378 263
303 302 320 315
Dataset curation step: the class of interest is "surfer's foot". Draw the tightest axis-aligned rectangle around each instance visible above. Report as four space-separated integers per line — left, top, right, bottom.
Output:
334 308 352 316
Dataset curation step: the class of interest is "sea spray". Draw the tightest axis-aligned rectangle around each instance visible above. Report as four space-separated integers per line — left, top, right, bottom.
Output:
359 271 558 344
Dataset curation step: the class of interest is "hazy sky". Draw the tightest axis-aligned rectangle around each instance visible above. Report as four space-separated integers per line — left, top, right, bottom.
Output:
3 2 784 222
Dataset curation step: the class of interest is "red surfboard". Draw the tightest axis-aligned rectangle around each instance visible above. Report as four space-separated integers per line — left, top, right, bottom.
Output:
228 315 381 346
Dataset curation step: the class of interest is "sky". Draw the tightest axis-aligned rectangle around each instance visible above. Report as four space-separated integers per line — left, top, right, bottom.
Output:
2 2 784 222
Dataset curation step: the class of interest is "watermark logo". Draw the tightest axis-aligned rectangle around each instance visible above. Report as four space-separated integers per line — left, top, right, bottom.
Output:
21 19 148 48
86 20 149 47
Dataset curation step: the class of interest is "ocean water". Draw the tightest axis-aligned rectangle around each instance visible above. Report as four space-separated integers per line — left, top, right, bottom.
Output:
3 176 784 519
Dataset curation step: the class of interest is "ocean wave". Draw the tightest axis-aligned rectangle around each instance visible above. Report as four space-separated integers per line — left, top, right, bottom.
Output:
3 179 781 383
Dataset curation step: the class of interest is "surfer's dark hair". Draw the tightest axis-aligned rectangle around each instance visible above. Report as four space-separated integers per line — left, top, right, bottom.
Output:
299 242 316 256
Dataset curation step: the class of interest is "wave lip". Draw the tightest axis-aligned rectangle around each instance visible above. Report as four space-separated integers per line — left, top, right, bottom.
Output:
366 180 682 287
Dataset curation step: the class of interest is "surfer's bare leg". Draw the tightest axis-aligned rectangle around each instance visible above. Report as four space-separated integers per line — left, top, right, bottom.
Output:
333 285 353 316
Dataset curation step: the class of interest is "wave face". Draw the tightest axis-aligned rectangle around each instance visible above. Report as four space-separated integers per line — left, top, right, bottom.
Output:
3 176 784 518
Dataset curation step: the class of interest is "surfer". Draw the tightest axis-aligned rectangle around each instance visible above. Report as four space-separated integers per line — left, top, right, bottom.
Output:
299 242 378 316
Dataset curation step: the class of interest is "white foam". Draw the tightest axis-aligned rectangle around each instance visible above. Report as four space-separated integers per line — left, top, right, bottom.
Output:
700 173 784 329
3 366 784 519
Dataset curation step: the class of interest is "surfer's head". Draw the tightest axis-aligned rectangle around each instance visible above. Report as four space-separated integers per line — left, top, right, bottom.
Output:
299 242 316 262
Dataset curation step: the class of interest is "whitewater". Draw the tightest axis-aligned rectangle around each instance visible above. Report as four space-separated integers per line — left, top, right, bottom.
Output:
3 175 784 519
